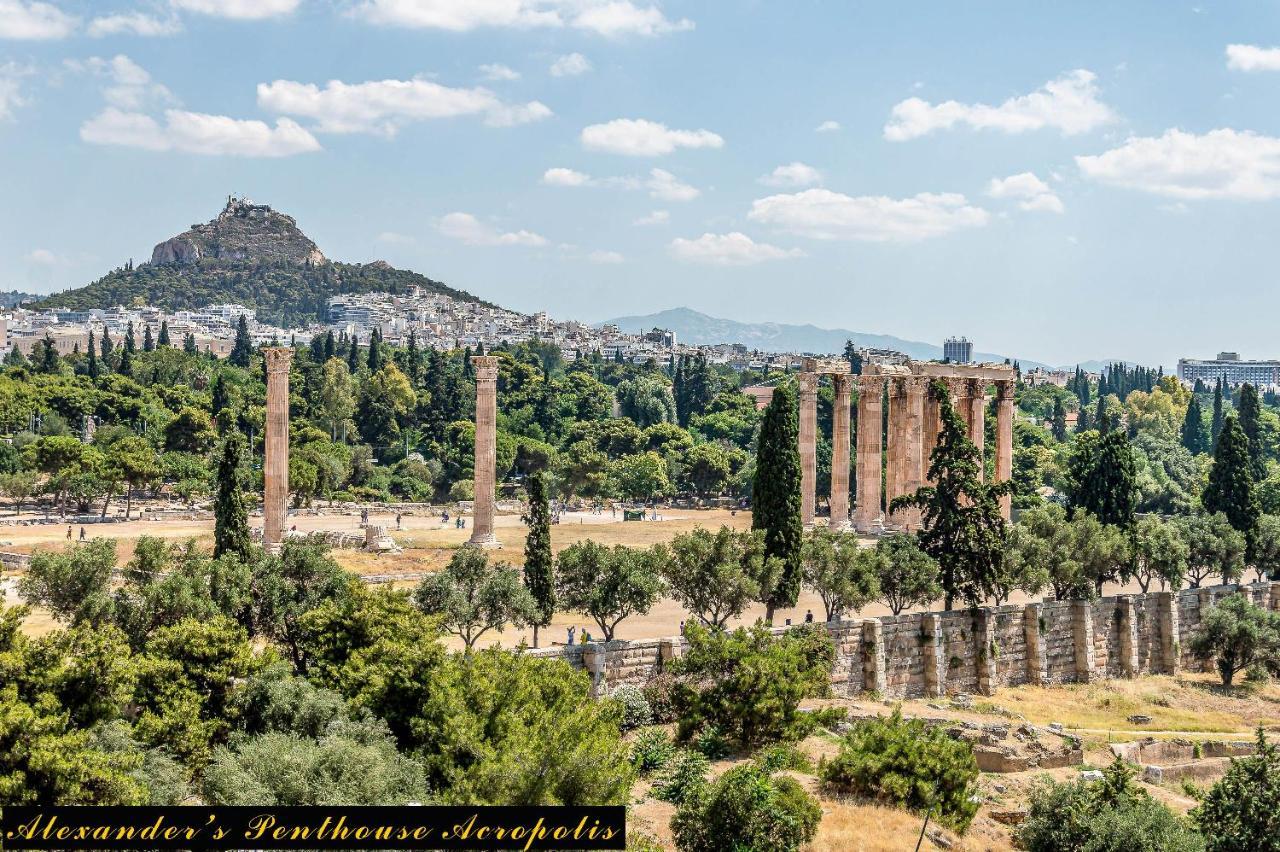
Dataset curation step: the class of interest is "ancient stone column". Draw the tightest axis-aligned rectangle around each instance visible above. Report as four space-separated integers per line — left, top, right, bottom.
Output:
798 367 819 529
263 347 293 555
900 377 927 530
922 379 940 485
885 379 905 527
468 355 500 548
829 373 853 530
967 378 986 482
854 376 884 532
995 379 1015 520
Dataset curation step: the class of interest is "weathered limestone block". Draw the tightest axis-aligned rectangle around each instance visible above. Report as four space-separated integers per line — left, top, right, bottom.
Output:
862 619 886 696
1072 599 1096 683
1023 603 1046 686
922 613 946 698
975 610 997 696
1117 596 1139 678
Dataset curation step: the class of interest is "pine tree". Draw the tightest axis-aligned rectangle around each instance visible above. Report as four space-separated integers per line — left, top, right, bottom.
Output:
213 434 252 562
86 331 100 380
1066 430 1138 529
308 332 326 363
366 328 382 372
753 383 802 622
100 328 113 359
406 330 419 381
891 380 1012 610
210 373 232 416
1238 383 1266 480
183 333 197 355
1204 415 1261 560
521 472 555 648
1212 378 1225 450
1095 394 1109 435
124 321 136 355
118 342 132 375
142 325 154 352
346 340 361 374
38 334 60 374
323 330 335 362
229 315 253 368
1051 397 1068 442
157 321 170 347
1181 395 1209 455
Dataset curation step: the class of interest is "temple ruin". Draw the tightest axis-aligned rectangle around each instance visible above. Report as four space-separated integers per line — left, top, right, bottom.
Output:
468 355 500 548
262 347 293 553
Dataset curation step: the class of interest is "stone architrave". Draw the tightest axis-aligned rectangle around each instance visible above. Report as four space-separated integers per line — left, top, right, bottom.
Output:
854 376 885 532
468 355 501 548
967 378 986 482
263 347 293 555
829 373 853 530
995 379 1015 519
798 367 819 529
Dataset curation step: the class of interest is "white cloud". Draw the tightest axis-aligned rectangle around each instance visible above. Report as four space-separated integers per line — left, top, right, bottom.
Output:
1226 44 1280 72
581 118 722 156
0 0 78 39
814 120 840 133
67 55 175 110
479 63 520 81
257 77 551 134
550 52 591 76
758 162 822 188
748 188 989 242
588 249 624 263
88 12 182 37
25 248 64 265
670 232 803 266
437 212 546 246
81 107 321 156
633 209 669 225
171 0 299 19
884 69 1116 141
0 62 30 120
1076 128 1280 200
541 166 697 200
376 231 416 244
987 171 1064 213
352 0 692 37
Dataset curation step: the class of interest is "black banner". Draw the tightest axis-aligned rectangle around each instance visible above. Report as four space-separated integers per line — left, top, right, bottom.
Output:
0 807 626 851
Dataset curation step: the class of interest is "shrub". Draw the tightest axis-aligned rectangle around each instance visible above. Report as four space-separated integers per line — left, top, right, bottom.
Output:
1189 594 1280 687
630 729 675 776
670 623 835 749
693 724 730 759
819 709 979 832
670 763 822 852
754 743 813 774
611 684 652 730
642 673 679 724
652 750 709 805
1194 728 1280 852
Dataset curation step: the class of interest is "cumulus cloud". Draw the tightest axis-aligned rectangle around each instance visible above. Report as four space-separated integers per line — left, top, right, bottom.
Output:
670 232 804 266
257 77 551 134
542 166 593 186
437 212 546 246
171 0 299 19
645 168 697 200
0 0 78 39
884 69 1116 141
987 171 1064 213
814 120 840 133
748 188 989 242
1226 44 1280 72
66 55 175 110
0 62 30 120
81 107 321 156
351 0 692 37
758 162 822 188
1076 128 1280 200
550 52 592 76
25 248 64 265
88 11 181 37
581 118 722 156
479 63 520 81
541 166 697 200
588 249 624 263
633 209 669 225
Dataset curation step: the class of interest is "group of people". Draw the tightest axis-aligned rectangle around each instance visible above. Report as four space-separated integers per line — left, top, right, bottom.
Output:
65 526 85 541
356 508 467 531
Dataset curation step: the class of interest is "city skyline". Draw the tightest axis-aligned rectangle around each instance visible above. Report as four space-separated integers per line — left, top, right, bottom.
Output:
2 2 1280 369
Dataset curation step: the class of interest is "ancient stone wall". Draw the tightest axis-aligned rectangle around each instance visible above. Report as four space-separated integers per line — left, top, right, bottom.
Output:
527 582 1277 698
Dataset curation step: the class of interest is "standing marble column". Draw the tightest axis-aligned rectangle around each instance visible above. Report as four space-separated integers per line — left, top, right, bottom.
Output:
901 377 927 530
854 376 884 532
996 379 1015 520
922 379 940 485
263 347 293 555
829 373 853 530
885 379 906 527
468 355 500 548
967 378 986 482
798 368 819 528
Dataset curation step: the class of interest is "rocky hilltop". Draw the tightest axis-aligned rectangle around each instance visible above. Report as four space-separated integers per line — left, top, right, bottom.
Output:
36 197 487 326
151 196 327 267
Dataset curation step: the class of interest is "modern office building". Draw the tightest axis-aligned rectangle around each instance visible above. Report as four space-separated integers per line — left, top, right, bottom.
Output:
943 336 973 364
1177 352 1280 387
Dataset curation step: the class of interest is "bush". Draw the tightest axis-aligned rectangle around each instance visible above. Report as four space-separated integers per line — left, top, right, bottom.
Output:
1189 595 1280 687
693 725 730 760
611 684 652 730
670 623 835 749
652 750 709 805
1019 760 1203 852
670 763 822 852
630 729 675 776
643 673 679 724
819 709 979 832
1194 728 1280 852
754 743 813 774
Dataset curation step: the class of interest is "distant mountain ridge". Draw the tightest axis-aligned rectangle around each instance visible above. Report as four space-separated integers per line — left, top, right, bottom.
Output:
604 307 1052 368
33 197 486 328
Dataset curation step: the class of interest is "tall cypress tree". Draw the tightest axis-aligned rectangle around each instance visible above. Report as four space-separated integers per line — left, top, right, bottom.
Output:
213 434 252 562
86 330 100 380
323 331 335 362
892 380 1012 610
230 315 253 368
124 321 136 355
1212 378 1225 450
1051 397 1068 442
346 340 361 374
1180 395 1209 455
183 333 197 355
210 373 232 416
157 321 170 348
1095 394 1110 435
1237 382 1265 480
753 382 802 622
521 472 555 648
100 328 113 359
366 329 382 372
1203 414 1261 560
1065 429 1138 529
142 324 154 352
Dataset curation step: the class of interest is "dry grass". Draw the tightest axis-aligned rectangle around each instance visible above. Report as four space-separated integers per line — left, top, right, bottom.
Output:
811 800 1014 852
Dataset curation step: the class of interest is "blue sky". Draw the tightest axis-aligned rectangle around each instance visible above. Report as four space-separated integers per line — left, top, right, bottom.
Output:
3 1 1280 369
